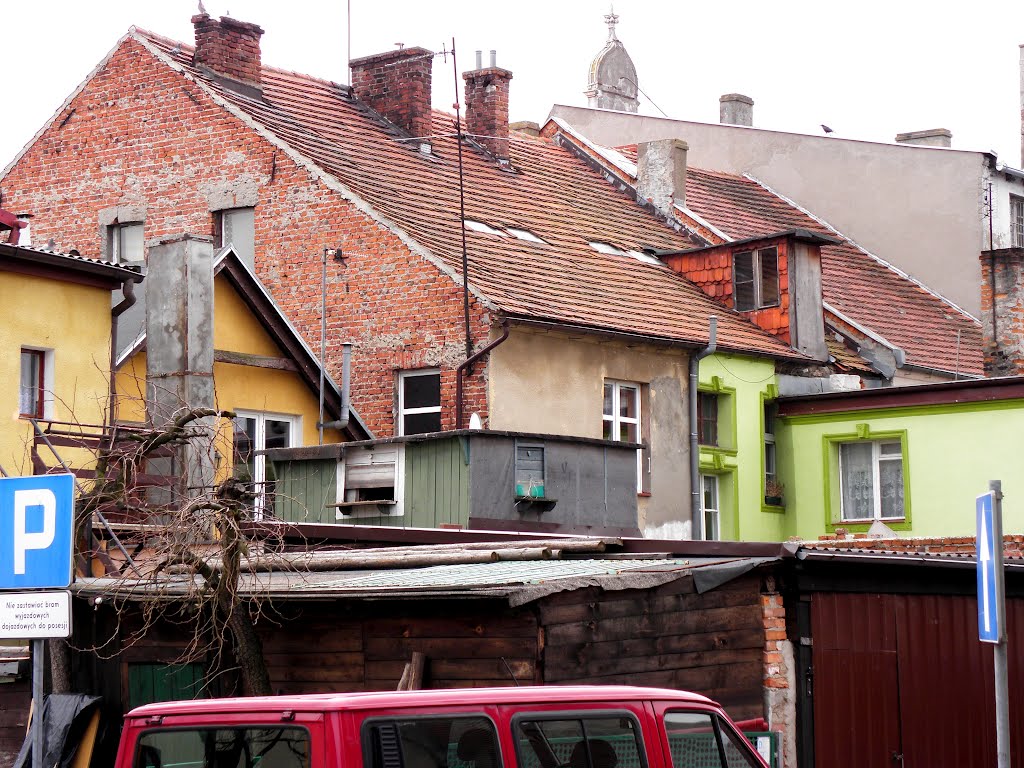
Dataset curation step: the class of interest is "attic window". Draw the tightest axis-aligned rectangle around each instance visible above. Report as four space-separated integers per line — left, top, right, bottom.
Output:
464 220 506 236
733 247 780 311
506 227 547 244
589 241 627 256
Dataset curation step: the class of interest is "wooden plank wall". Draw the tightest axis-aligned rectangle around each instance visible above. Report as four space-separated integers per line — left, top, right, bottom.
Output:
537 573 766 722
260 600 538 693
405 439 470 529
0 679 30 766
273 458 337 524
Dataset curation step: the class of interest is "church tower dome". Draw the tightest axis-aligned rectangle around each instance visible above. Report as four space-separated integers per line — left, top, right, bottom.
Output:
584 9 639 113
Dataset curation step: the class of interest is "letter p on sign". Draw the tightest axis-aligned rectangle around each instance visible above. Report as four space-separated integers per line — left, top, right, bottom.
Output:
14 488 56 574
0 474 74 590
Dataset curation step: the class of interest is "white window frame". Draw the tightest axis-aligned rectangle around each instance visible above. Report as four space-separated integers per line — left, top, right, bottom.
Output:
107 221 144 264
764 402 777 489
233 410 301 519
733 246 780 311
701 474 720 541
838 439 904 521
1011 195 1024 248
603 380 643 492
336 444 406 519
398 369 442 436
19 347 54 420
217 206 256 267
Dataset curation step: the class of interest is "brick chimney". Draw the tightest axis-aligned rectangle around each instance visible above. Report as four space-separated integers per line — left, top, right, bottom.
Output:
350 47 434 140
463 53 513 162
719 94 753 127
981 247 1024 376
192 14 264 91
636 139 687 217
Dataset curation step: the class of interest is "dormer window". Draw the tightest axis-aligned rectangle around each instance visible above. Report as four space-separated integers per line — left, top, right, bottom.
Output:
733 246 779 311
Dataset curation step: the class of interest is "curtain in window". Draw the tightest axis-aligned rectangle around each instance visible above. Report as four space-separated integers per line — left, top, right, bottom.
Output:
879 455 904 518
840 442 873 520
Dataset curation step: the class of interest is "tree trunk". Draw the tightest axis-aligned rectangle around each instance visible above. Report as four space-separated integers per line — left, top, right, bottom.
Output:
225 602 272 696
48 639 72 693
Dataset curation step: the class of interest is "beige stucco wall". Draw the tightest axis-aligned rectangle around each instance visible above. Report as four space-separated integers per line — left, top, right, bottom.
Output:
550 105 1006 318
488 326 692 535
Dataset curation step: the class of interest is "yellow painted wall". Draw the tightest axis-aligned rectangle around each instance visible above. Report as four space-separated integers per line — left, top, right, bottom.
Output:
1 271 113 475
114 274 338 469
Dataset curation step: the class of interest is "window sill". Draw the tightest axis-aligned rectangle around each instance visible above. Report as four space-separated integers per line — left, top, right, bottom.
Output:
827 518 912 533
762 503 786 514
637 491 651 498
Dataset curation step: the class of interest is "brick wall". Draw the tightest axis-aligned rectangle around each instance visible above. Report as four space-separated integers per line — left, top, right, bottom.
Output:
0 36 491 437
980 247 1024 376
761 576 796 768
192 15 264 86
463 68 512 161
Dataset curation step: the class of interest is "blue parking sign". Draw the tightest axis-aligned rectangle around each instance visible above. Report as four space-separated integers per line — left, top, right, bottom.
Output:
0 474 75 590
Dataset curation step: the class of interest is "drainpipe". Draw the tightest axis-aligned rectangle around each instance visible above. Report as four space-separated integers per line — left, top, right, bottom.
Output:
108 276 140 427
456 320 511 429
318 342 352 436
689 316 717 539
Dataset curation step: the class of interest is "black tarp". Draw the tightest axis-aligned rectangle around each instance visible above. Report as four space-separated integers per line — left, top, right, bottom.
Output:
14 693 102 768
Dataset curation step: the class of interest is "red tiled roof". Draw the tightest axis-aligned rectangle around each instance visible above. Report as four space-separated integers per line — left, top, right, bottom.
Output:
612 147 984 376
133 30 804 360
686 167 983 375
802 535 1024 560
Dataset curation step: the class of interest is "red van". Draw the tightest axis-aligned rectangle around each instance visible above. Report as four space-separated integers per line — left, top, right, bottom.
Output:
115 685 769 768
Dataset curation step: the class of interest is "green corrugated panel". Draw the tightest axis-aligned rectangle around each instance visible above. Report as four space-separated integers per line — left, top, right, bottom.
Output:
406 438 469 528
272 459 337 524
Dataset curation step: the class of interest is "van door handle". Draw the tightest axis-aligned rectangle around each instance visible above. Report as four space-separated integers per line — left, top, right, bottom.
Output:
891 751 904 765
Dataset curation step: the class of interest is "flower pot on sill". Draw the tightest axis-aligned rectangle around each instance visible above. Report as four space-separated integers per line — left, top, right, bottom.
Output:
765 495 784 507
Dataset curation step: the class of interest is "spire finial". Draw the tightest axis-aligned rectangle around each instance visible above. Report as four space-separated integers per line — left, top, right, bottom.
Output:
604 6 619 41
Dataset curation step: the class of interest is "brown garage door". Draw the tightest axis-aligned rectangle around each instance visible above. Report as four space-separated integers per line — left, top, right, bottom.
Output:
811 592 1024 768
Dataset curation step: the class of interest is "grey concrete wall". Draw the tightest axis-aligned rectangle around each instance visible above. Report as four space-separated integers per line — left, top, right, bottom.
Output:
467 433 638 532
550 105 998 318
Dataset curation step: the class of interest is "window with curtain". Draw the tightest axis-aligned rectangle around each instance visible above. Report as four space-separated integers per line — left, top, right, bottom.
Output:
839 440 904 520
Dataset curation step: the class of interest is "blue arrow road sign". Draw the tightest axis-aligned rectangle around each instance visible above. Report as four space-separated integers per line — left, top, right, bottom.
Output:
0 474 74 590
977 491 1004 643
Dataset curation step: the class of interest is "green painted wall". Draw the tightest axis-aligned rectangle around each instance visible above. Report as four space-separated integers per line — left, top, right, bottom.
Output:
778 399 1024 539
405 438 471 528
698 353 783 542
273 458 337 524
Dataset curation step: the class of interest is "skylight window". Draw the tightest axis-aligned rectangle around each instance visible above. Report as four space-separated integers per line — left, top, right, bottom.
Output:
588 241 627 256
506 227 547 244
464 219 506 236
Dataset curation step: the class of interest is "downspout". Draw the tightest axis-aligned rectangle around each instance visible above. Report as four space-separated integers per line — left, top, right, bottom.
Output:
456 320 510 429
108 276 140 427
318 342 352 434
689 316 717 539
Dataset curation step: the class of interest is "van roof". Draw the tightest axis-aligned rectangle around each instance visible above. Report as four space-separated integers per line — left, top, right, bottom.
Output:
126 685 716 718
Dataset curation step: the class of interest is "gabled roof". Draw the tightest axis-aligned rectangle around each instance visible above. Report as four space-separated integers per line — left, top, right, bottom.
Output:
126 29 805 362
118 245 371 440
0 241 141 287
596 140 983 377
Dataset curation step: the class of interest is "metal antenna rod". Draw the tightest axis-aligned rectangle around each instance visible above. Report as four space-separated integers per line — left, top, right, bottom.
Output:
452 37 472 361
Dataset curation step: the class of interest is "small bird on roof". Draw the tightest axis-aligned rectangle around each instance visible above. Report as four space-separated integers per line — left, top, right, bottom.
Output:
821 124 834 134
198 0 207 14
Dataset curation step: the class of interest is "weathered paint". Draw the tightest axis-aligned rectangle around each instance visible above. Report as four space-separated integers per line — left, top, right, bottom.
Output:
696 353 782 542
1 270 113 474
487 326 690 535
778 398 1024 538
273 458 336 524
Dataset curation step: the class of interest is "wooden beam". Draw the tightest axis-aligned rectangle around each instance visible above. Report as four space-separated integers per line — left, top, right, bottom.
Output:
214 350 298 371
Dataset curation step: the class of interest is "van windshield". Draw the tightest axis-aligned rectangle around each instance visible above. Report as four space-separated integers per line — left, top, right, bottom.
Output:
134 726 310 768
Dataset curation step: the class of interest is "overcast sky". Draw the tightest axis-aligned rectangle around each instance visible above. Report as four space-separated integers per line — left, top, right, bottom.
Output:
3 0 1024 172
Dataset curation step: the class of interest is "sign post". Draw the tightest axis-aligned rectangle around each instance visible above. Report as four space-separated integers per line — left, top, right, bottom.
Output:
977 481 1010 768
0 474 76 768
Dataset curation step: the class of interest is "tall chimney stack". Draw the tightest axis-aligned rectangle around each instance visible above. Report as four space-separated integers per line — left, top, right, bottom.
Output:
463 55 513 163
636 139 688 217
350 47 435 140
981 247 1024 376
192 14 264 91
719 94 753 127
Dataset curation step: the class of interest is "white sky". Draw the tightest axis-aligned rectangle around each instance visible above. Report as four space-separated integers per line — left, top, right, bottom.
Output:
2 0 1024 172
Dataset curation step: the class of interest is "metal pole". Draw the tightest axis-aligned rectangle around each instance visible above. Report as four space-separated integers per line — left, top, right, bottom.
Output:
319 248 327 446
32 638 44 768
991 480 1010 768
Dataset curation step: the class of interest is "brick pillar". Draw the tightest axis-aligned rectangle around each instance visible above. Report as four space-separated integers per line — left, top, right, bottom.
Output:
980 248 1024 376
761 579 797 768
350 48 434 139
462 67 513 162
192 14 264 87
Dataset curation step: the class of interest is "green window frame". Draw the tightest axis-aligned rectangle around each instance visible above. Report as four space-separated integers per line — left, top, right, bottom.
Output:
823 426 911 532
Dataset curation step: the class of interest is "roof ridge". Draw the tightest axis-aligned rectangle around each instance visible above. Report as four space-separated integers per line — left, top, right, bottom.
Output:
742 173 981 325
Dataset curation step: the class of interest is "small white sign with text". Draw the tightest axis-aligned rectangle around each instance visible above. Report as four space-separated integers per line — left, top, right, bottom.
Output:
0 590 72 639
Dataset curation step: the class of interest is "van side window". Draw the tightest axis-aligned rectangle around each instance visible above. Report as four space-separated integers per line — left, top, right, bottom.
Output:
134 727 310 768
516 717 643 768
663 711 760 768
364 717 501 768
